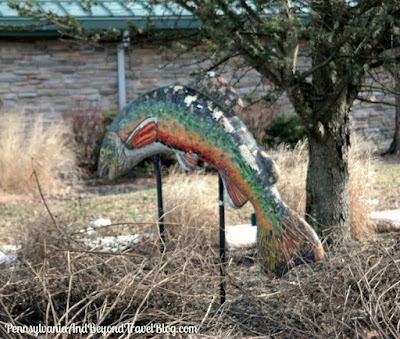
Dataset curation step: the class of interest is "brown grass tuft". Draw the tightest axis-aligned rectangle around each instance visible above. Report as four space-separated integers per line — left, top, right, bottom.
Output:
274 140 309 214
348 135 377 240
273 136 377 240
0 112 80 197
163 170 220 250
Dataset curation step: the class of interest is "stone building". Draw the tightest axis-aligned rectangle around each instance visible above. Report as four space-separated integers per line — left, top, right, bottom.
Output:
0 1 396 151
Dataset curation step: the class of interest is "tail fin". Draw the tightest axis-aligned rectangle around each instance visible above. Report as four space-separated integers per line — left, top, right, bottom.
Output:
257 207 324 276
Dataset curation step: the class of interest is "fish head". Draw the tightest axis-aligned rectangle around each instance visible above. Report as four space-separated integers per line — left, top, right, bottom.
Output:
257 207 324 277
98 131 121 180
281 210 324 264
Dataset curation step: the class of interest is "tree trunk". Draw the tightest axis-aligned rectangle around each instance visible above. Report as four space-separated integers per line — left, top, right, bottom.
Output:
305 101 351 243
386 63 400 154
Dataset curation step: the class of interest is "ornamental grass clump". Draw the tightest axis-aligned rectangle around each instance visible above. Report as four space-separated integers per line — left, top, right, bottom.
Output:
274 136 377 240
0 112 80 197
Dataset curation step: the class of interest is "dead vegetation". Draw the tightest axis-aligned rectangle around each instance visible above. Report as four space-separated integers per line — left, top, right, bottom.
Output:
274 136 377 240
0 214 223 338
64 104 106 174
163 170 220 250
0 207 399 338
0 111 81 201
239 101 278 145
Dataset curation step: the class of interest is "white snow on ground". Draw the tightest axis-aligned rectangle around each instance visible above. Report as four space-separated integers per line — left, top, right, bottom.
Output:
92 218 112 228
1 244 22 252
226 224 257 249
81 223 258 253
80 218 113 235
365 199 380 206
370 209 400 230
0 251 20 271
84 234 155 252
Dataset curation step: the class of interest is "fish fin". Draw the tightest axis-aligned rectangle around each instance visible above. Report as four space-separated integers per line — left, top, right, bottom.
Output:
126 117 158 149
220 174 248 208
260 151 280 185
177 152 199 172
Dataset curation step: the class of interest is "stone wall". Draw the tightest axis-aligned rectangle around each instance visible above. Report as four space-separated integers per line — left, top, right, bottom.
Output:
0 40 118 121
0 38 396 151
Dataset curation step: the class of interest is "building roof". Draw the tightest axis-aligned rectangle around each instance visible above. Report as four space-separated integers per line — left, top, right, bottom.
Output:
0 0 200 36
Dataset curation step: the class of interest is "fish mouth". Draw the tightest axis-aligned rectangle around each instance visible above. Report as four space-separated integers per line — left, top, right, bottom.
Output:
295 218 325 262
99 164 110 179
98 132 120 180
313 243 325 261
257 207 324 276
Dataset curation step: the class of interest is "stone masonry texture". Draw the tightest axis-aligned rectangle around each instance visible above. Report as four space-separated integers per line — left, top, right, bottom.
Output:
0 38 396 152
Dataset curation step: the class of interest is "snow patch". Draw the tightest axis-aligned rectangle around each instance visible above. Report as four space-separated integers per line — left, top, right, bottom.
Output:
226 224 257 249
0 251 20 271
370 209 400 232
84 234 155 252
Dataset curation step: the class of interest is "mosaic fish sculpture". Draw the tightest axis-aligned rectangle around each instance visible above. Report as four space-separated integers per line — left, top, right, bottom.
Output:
98 72 324 276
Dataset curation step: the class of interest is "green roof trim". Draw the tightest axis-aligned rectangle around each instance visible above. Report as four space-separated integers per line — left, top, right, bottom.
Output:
0 0 201 36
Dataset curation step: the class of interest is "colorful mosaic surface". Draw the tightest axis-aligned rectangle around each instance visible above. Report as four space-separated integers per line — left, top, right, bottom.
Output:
98 72 324 275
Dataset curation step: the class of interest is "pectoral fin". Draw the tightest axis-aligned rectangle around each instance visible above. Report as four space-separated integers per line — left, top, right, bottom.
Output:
177 152 199 172
126 117 158 148
220 173 248 208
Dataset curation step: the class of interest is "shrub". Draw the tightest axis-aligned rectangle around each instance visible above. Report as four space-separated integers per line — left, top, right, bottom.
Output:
240 102 278 145
264 113 307 148
0 111 80 196
64 106 110 174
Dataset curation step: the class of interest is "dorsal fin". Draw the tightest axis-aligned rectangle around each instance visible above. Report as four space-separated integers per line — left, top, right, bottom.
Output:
220 173 249 209
187 72 244 116
259 151 280 185
126 117 158 148
176 152 199 172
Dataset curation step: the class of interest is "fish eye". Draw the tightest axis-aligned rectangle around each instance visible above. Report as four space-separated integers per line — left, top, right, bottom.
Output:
100 149 106 157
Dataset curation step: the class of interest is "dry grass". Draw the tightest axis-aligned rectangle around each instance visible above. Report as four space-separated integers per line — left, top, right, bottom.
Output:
0 203 398 338
273 141 309 214
0 112 80 198
163 170 220 250
0 214 223 338
0 139 397 338
273 136 377 240
0 122 394 337
348 136 377 240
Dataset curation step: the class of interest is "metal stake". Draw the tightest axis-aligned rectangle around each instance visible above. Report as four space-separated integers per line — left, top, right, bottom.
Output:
154 154 165 239
218 174 226 304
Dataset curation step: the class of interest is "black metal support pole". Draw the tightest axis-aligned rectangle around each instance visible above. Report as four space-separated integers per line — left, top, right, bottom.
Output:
218 174 226 304
251 213 257 226
154 154 165 240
